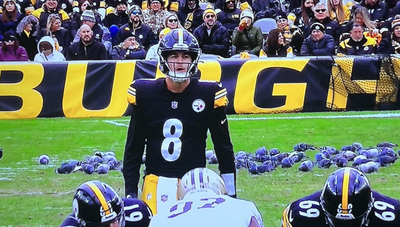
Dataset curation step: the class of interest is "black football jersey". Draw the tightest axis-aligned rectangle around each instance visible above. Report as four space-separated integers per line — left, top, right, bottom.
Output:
123 78 235 197
282 191 400 227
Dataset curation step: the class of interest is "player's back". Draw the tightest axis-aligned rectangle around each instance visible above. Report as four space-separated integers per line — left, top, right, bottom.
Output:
149 191 264 227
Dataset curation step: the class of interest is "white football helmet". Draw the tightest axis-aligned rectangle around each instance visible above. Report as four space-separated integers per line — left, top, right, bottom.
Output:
178 168 227 199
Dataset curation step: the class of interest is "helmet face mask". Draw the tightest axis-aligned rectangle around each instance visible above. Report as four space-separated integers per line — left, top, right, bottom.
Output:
320 168 373 227
158 29 201 83
178 168 227 199
73 181 124 227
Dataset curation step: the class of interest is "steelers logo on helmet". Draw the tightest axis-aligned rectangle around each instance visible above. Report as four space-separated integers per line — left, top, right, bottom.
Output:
320 167 373 227
158 29 201 82
73 180 124 227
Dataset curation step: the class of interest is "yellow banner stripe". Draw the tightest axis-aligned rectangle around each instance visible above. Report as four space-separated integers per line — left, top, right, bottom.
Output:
87 182 111 215
341 168 351 214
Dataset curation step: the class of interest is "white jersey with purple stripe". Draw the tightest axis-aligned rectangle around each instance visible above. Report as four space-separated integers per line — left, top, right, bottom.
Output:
149 191 264 227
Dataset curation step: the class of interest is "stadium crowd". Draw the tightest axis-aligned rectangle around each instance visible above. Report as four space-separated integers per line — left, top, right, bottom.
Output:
1 0 400 61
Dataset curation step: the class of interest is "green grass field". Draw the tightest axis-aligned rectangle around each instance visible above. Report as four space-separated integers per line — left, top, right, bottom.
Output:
1 111 400 226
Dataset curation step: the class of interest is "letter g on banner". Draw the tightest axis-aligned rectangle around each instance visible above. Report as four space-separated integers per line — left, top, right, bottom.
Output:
234 59 309 114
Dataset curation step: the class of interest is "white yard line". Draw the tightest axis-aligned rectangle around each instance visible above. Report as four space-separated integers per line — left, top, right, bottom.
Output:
104 112 400 127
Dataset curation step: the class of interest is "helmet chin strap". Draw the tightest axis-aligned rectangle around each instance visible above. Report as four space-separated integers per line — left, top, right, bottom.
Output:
167 71 190 83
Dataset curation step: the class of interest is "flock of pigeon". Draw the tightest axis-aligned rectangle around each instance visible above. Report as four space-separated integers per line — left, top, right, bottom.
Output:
39 150 122 175
206 142 399 174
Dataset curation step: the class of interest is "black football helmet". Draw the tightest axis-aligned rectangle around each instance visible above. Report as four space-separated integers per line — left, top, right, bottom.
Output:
320 167 373 227
158 28 201 82
72 180 124 227
123 198 153 227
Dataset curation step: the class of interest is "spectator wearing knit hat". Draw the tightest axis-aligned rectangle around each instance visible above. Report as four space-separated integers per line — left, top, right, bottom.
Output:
231 8 263 56
0 30 29 61
378 16 400 54
115 5 157 50
110 29 146 59
337 22 377 55
102 0 129 28
275 14 303 55
66 24 108 59
300 22 335 56
193 6 230 57
306 2 340 45
35 0 73 14
72 9 112 54
69 0 103 38
164 12 183 29
0 0 24 41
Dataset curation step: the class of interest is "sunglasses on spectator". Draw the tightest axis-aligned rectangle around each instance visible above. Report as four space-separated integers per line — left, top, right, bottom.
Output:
315 9 326 13
206 14 215 19
168 19 178 22
131 10 141 15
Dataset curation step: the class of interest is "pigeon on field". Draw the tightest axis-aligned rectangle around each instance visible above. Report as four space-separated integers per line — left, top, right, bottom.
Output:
317 158 333 168
89 155 103 164
333 155 348 167
83 164 95 174
352 142 363 152
294 143 316 152
358 161 379 174
256 154 270 163
93 150 104 158
247 162 259 174
299 160 314 172
367 149 380 158
376 156 398 167
55 160 80 174
281 157 295 168
377 142 398 148
379 147 397 158
290 152 305 162
257 164 268 173
262 160 276 172
255 146 267 157
0 148 3 160
341 145 353 151
38 154 50 165
320 146 339 155
269 148 280 156
315 152 326 162
352 155 369 167
104 151 116 157
96 163 110 174
342 151 357 161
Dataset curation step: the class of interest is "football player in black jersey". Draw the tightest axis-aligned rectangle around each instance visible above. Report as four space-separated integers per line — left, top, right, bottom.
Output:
122 28 236 215
281 167 400 227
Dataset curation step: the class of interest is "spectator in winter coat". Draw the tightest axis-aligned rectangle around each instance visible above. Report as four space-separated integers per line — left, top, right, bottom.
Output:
260 28 293 57
145 27 170 60
15 15 39 60
305 2 341 44
232 9 263 56
72 9 112 54
34 35 66 61
217 0 241 37
193 6 230 57
0 0 24 41
142 0 169 36
45 14 71 55
115 5 157 50
177 0 204 33
300 22 335 56
110 31 146 59
0 31 28 61
66 24 108 60
31 0 71 38
102 0 129 28
337 22 377 55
